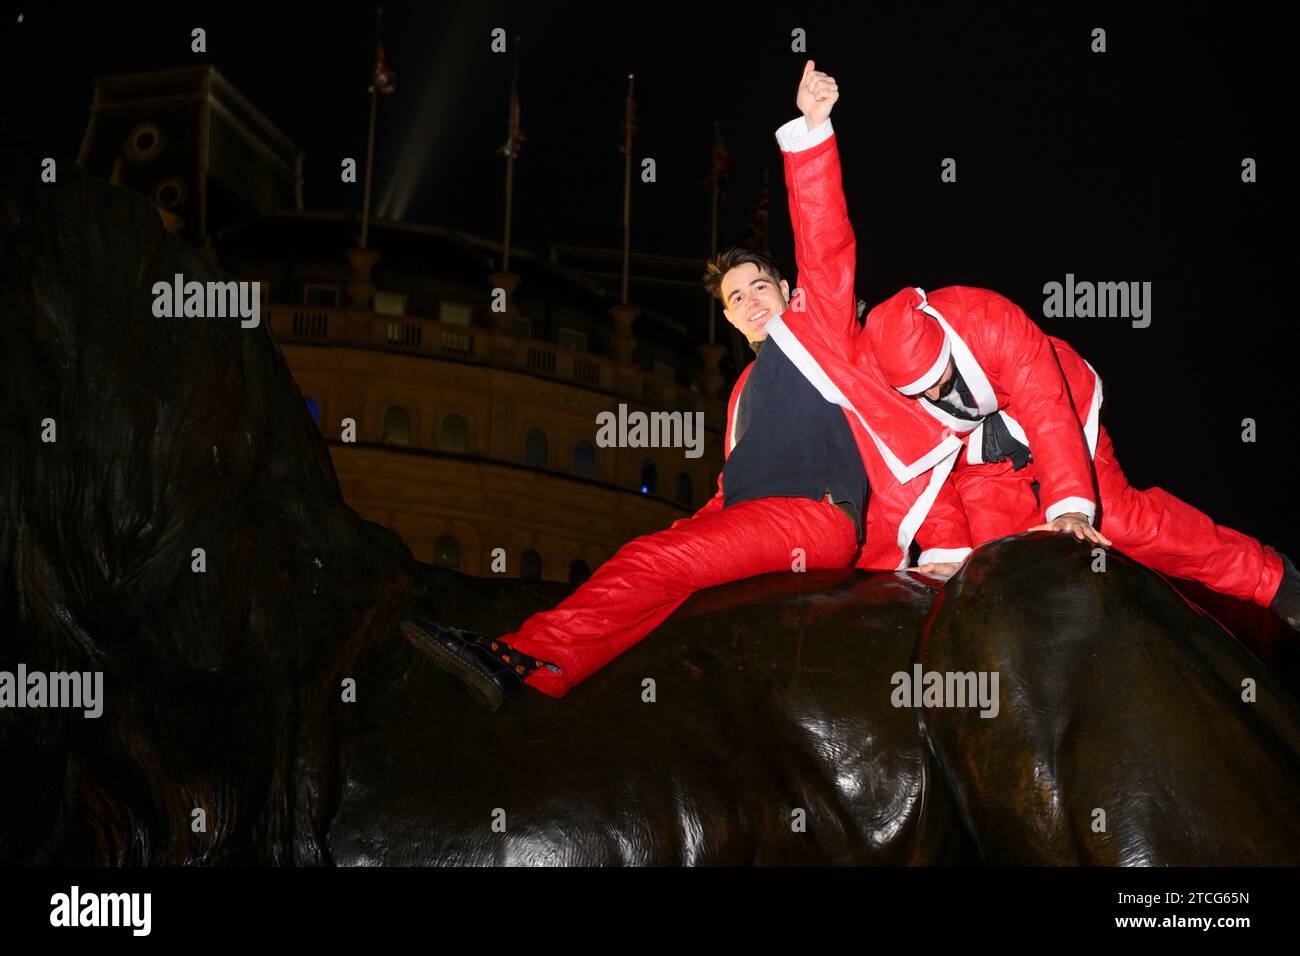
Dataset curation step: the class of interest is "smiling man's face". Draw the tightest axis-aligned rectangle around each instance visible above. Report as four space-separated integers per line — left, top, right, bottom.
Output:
720 262 791 343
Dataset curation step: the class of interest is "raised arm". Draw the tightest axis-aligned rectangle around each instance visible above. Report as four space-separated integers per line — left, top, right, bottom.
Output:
776 60 858 352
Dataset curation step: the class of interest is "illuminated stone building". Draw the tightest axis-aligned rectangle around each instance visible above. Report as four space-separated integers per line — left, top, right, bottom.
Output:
78 67 735 582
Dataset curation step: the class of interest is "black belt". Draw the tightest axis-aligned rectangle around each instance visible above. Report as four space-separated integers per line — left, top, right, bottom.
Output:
822 491 857 525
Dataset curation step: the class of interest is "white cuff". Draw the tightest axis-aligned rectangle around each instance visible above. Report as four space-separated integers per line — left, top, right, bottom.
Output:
918 547 973 566
774 115 834 153
1044 497 1097 523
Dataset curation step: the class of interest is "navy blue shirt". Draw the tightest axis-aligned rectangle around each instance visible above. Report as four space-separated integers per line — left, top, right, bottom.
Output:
721 335 868 544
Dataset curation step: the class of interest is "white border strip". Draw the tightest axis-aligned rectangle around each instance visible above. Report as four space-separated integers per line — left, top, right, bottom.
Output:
765 315 962 484
895 446 961 568
774 115 834 153
918 393 983 433
918 547 973 565
1082 359 1103 457
1044 495 1097 523
896 336 951 395
913 289 998 415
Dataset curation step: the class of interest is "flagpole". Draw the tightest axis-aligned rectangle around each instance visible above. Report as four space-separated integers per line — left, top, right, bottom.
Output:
708 120 721 344
620 74 635 306
360 7 383 250
501 35 522 273
502 141 514 273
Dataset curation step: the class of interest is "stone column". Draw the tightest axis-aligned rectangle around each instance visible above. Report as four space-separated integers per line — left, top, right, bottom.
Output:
345 246 381 309
695 342 727 402
487 271 521 364
609 302 641 400
609 303 639 364
488 272 521 331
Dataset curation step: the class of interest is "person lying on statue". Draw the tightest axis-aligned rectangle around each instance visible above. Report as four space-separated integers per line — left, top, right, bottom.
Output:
864 279 1300 636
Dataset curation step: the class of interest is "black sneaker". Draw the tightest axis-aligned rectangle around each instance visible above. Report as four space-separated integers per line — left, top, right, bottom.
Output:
400 618 558 710
1269 553 1300 632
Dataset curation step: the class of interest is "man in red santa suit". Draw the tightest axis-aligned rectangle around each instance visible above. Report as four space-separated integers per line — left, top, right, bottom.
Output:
399 62 972 710
863 279 1300 630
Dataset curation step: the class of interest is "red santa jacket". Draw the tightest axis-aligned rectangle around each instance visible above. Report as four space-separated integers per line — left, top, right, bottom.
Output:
673 118 974 570
867 284 1105 524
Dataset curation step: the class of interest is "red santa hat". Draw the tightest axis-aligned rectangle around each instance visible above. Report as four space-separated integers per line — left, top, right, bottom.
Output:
865 287 950 395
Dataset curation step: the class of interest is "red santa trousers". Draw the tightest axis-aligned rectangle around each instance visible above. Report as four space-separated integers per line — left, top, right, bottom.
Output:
502 495 859 698
952 424 1283 606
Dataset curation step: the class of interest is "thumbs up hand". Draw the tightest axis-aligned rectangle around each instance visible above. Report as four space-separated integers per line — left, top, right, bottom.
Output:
796 59 839 130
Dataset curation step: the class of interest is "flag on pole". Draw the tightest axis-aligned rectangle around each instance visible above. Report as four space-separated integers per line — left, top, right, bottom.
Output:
359 9 393 251
499 83 526 158
369 45 397 94
619 85 637 155
743 168 770 250
711 122 729 208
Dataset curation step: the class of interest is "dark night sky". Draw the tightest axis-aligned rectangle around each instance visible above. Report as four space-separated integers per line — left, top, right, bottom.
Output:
2 1 1294 556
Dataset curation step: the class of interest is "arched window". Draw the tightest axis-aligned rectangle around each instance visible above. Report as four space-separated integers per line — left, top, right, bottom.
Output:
433 535 461 570
676 473 693 507
568 558 591 585
439 413 468 453
572 440 596 477
520 548 544 580
640 459 657 495
382 406 411 446
524 428 549 468
305 397 321 425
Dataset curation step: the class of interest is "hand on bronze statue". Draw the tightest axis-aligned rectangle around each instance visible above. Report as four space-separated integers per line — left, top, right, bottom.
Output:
1028 512 1113 547
907 561 962 581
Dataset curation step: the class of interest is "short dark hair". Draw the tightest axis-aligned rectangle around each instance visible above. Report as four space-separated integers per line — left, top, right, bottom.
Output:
703 247 785 303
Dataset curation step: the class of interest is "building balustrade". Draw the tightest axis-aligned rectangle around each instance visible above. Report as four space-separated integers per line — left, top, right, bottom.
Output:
269 302 719 426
